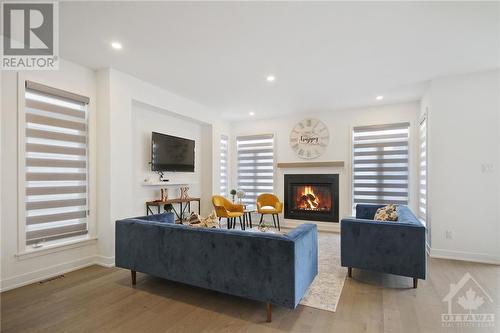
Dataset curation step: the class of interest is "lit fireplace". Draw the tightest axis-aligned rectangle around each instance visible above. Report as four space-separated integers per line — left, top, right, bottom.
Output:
294 185 332 211
285 174 339 222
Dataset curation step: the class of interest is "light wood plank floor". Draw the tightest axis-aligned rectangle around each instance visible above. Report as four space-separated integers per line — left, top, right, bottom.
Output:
1 257 499 332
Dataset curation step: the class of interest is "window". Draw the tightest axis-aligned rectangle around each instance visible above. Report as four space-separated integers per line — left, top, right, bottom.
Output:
418 116 427 224
23 81 90 246
352 122 410 208
236 134 274 205
220 135 229 197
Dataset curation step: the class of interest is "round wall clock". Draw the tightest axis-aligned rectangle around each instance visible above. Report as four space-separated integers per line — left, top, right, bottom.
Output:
289 118 329 159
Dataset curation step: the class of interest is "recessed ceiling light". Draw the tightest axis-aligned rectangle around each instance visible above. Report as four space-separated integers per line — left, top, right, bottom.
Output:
249 111 255 116
111 41 123 50
266 75 276 82
376 95 384 100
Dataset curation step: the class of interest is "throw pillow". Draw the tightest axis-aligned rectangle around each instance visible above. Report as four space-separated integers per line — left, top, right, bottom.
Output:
188 210 219 228
374 204 398 222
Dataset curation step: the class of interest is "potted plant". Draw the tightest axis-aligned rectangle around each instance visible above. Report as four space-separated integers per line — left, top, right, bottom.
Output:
230 189 237 202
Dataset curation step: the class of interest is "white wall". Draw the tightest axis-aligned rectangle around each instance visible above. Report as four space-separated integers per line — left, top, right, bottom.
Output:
131 101 203 216
229 101 420 229
96 68 229 262
425 69 500 264
1 60 100 291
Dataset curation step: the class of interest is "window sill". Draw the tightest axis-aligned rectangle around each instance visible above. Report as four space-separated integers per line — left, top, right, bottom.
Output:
16 236 98 261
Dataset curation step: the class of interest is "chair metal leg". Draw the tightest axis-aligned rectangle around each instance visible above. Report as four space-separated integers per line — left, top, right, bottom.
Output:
272 214 276 228
259 214 264 225
276 214 280 231
239 216 244 230
227 217 231 229
249 212 253 228
131 270 136 285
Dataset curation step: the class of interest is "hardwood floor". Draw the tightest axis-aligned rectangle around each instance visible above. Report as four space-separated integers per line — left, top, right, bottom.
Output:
1 257 499 332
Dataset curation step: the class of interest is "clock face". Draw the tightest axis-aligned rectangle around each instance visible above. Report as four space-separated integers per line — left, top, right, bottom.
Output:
289 119 329 159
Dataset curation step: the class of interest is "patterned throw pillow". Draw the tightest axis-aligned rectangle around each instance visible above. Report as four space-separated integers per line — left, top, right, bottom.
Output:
188 211 219 228
374 204 398 222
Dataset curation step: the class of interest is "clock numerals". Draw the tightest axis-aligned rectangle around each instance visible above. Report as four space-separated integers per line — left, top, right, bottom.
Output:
290 119 329 159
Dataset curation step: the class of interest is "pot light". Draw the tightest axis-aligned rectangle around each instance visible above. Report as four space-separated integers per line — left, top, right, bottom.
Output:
376 95 384 100
266 75 276 82
249 111 255 116
111 41 123 50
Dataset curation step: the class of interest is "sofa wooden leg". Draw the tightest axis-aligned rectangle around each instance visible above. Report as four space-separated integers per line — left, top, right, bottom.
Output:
348 267 352 278
266 303 272 322
413 278 418 289
131 270 136 285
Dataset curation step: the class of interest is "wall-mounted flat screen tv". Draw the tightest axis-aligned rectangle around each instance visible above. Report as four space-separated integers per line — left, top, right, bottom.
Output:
151 132 195 172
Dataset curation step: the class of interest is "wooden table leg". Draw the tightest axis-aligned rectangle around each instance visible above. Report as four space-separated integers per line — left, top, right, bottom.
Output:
266 303 272 322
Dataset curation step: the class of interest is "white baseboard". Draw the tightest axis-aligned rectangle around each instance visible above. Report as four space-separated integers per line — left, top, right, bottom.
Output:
95 255 115 267
0 255 116 292
429 247 500 265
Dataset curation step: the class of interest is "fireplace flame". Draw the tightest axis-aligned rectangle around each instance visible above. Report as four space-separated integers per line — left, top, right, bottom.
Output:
299 186 320 209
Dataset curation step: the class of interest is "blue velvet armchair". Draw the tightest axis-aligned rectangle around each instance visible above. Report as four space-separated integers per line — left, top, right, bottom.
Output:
341 204 426 288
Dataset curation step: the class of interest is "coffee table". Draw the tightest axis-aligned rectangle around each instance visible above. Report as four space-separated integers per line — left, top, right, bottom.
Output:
243 205 256 229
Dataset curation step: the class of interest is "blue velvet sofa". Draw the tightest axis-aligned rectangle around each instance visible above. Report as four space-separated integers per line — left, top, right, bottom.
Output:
341 204 426 288
115 212 318 321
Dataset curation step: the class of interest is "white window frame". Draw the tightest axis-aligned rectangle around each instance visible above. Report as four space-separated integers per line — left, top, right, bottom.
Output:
220 134 229 197
17 75 96 255
418 113 428 226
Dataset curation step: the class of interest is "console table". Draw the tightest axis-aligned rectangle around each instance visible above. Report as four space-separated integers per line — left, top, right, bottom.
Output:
146 197 201 221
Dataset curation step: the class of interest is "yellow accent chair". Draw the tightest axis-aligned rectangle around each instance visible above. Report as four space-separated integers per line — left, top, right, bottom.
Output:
212 195 245 229
256 193 283 230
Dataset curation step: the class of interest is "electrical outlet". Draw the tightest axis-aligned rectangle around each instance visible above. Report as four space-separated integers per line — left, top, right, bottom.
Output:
481 163 495 174
445 230 453 240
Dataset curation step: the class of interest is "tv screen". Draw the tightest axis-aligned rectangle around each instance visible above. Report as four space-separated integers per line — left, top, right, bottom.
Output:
151 132 195 172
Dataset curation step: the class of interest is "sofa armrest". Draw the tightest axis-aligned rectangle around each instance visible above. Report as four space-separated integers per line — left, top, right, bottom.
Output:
287 224 318 307
341 218 426 279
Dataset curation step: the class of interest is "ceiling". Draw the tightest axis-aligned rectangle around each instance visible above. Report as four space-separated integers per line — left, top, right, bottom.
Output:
60 2 499 121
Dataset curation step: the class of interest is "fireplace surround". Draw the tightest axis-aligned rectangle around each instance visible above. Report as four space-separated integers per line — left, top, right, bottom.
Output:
284 174 339 222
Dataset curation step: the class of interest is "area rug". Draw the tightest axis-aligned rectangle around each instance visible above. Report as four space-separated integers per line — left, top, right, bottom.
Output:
299 232 347 312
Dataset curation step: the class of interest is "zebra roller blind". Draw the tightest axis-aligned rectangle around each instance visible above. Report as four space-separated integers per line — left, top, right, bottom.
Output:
352 122 410 207
24 81 90 245
237 134 274 205
220 135 229 197
418 116 427 224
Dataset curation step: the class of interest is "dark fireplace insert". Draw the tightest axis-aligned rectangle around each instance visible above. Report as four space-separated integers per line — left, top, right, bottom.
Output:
284 174 339 222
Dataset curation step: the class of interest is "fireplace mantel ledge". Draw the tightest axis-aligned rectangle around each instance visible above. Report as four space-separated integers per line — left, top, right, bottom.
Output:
276 161 344 168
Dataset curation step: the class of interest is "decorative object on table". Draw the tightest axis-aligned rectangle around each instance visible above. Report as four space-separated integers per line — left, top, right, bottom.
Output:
160 188 168 201
236 190 245 203
374 204 398 221
230 189 237 202
180 186 189 199
163 203 173 212
289 118 329 159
